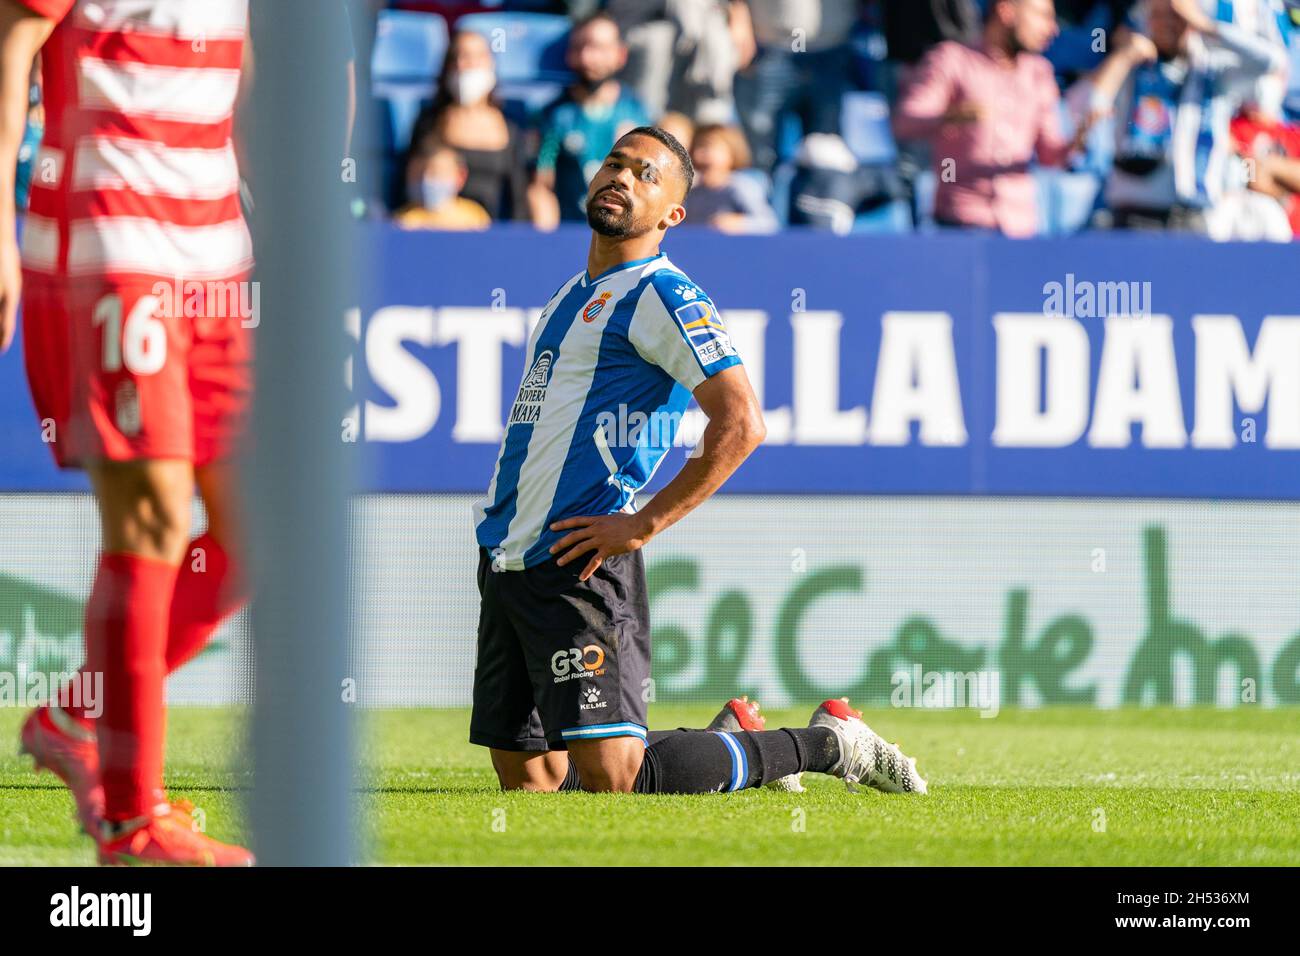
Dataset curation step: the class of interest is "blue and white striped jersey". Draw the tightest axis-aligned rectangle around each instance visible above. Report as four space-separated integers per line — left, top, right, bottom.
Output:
474 252 742 569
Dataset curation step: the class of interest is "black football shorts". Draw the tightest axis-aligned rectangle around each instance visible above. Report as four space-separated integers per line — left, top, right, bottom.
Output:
469 547 651 751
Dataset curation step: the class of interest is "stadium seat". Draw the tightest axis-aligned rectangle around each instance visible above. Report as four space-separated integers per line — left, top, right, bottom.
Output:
841 91 897 165
771 162 795 228
852 199 913 234
372 9 448 84
371 10 445 156
912 168 937 231
455 12 571 85
1034 167 1103 236
1287 32 1300 119
731 167 773 201
496 80 565 125
374 86 432 158
1044 3 1111 79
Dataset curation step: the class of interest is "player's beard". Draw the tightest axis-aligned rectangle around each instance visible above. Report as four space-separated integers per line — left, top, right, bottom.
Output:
586 189 641 237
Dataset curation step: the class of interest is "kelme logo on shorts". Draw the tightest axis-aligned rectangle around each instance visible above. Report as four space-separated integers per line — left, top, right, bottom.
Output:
508 350 554 426
551 644 605 682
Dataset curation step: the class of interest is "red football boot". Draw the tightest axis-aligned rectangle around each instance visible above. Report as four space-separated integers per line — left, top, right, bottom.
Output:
19 706 105 834
97 803 255 867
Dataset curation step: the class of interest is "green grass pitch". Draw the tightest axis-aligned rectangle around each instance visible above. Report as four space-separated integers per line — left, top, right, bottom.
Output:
1 706 1297 866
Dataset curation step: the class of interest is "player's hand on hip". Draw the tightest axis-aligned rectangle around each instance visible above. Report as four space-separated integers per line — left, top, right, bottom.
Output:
549 513 652 582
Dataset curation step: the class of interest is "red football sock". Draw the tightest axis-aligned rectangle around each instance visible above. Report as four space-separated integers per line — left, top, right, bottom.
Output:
58 532 245 724
85 552 178 821
165 531 245 672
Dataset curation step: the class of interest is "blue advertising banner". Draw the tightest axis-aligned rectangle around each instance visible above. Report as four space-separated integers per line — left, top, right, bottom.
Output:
2 223 1297 497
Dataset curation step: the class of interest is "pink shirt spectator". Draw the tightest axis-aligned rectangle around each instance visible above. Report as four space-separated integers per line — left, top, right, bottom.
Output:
893 40 1072 238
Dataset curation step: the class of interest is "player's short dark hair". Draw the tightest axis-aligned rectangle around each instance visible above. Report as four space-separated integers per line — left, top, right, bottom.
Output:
618 125 694 199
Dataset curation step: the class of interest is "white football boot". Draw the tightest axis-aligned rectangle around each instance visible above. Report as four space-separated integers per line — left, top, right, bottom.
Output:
813 698 928 795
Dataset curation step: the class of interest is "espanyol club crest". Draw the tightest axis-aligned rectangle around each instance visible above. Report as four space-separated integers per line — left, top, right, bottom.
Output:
582 291 613 323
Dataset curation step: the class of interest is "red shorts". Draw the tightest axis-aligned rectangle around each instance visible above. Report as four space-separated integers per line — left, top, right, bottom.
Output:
22 272 253 469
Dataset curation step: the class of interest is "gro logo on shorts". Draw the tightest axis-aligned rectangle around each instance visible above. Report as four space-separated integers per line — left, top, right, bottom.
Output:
551 645 605 682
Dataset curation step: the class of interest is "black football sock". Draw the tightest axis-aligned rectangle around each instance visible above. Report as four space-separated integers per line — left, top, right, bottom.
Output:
785 726 841 774
557 760 583 791
646 727 708 744
632 727 839 794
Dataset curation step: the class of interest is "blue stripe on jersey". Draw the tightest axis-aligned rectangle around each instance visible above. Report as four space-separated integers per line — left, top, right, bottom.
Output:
475 278 593 551
523 272 670 566
627 379 693 488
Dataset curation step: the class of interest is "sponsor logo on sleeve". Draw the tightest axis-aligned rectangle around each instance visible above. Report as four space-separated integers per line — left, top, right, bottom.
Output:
673 300 736 367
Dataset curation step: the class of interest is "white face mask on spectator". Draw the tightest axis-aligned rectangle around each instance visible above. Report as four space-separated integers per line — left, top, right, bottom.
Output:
418 177 458 210
451 68 495 106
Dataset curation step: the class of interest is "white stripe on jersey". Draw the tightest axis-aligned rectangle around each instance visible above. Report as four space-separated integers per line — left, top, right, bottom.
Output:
67 216 252 278
77 57 242 124
73 137 239 200
473 272 586 538
627 283 708 391
74 0 248 40
20 215 60 273
494 264 659 570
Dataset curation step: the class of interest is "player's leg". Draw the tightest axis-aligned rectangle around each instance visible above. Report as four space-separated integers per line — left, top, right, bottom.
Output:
470 549 560 788
16 278 106 831
490 750 571 792
163 460 248 672
19 454 189 833
516 550 815 794
566 721 834 794
85 456 192 831
570 700 928 795
493 698 762 792
77 281 252 864
165 283 255 670
28 455 248 752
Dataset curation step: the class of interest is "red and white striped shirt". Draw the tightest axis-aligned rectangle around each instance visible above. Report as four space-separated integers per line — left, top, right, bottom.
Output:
19 0 251 281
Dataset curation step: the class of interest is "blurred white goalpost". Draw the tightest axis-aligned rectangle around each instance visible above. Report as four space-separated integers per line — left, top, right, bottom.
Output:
245 0 361 866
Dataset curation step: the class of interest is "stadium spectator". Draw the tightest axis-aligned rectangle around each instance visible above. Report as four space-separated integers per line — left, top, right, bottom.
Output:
880 0 981 73
394 139 492 231
786 132 909 232
1220 78 1300 239
686 123 779 232
528 12 651 228
609 0 749 123
892 0 1088 237
1082 0 1288 232
1213 7 1297 241
734 0 863 174
407 29 529 220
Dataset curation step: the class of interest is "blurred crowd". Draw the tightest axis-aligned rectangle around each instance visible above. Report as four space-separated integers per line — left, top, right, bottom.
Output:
19 0 1299 240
